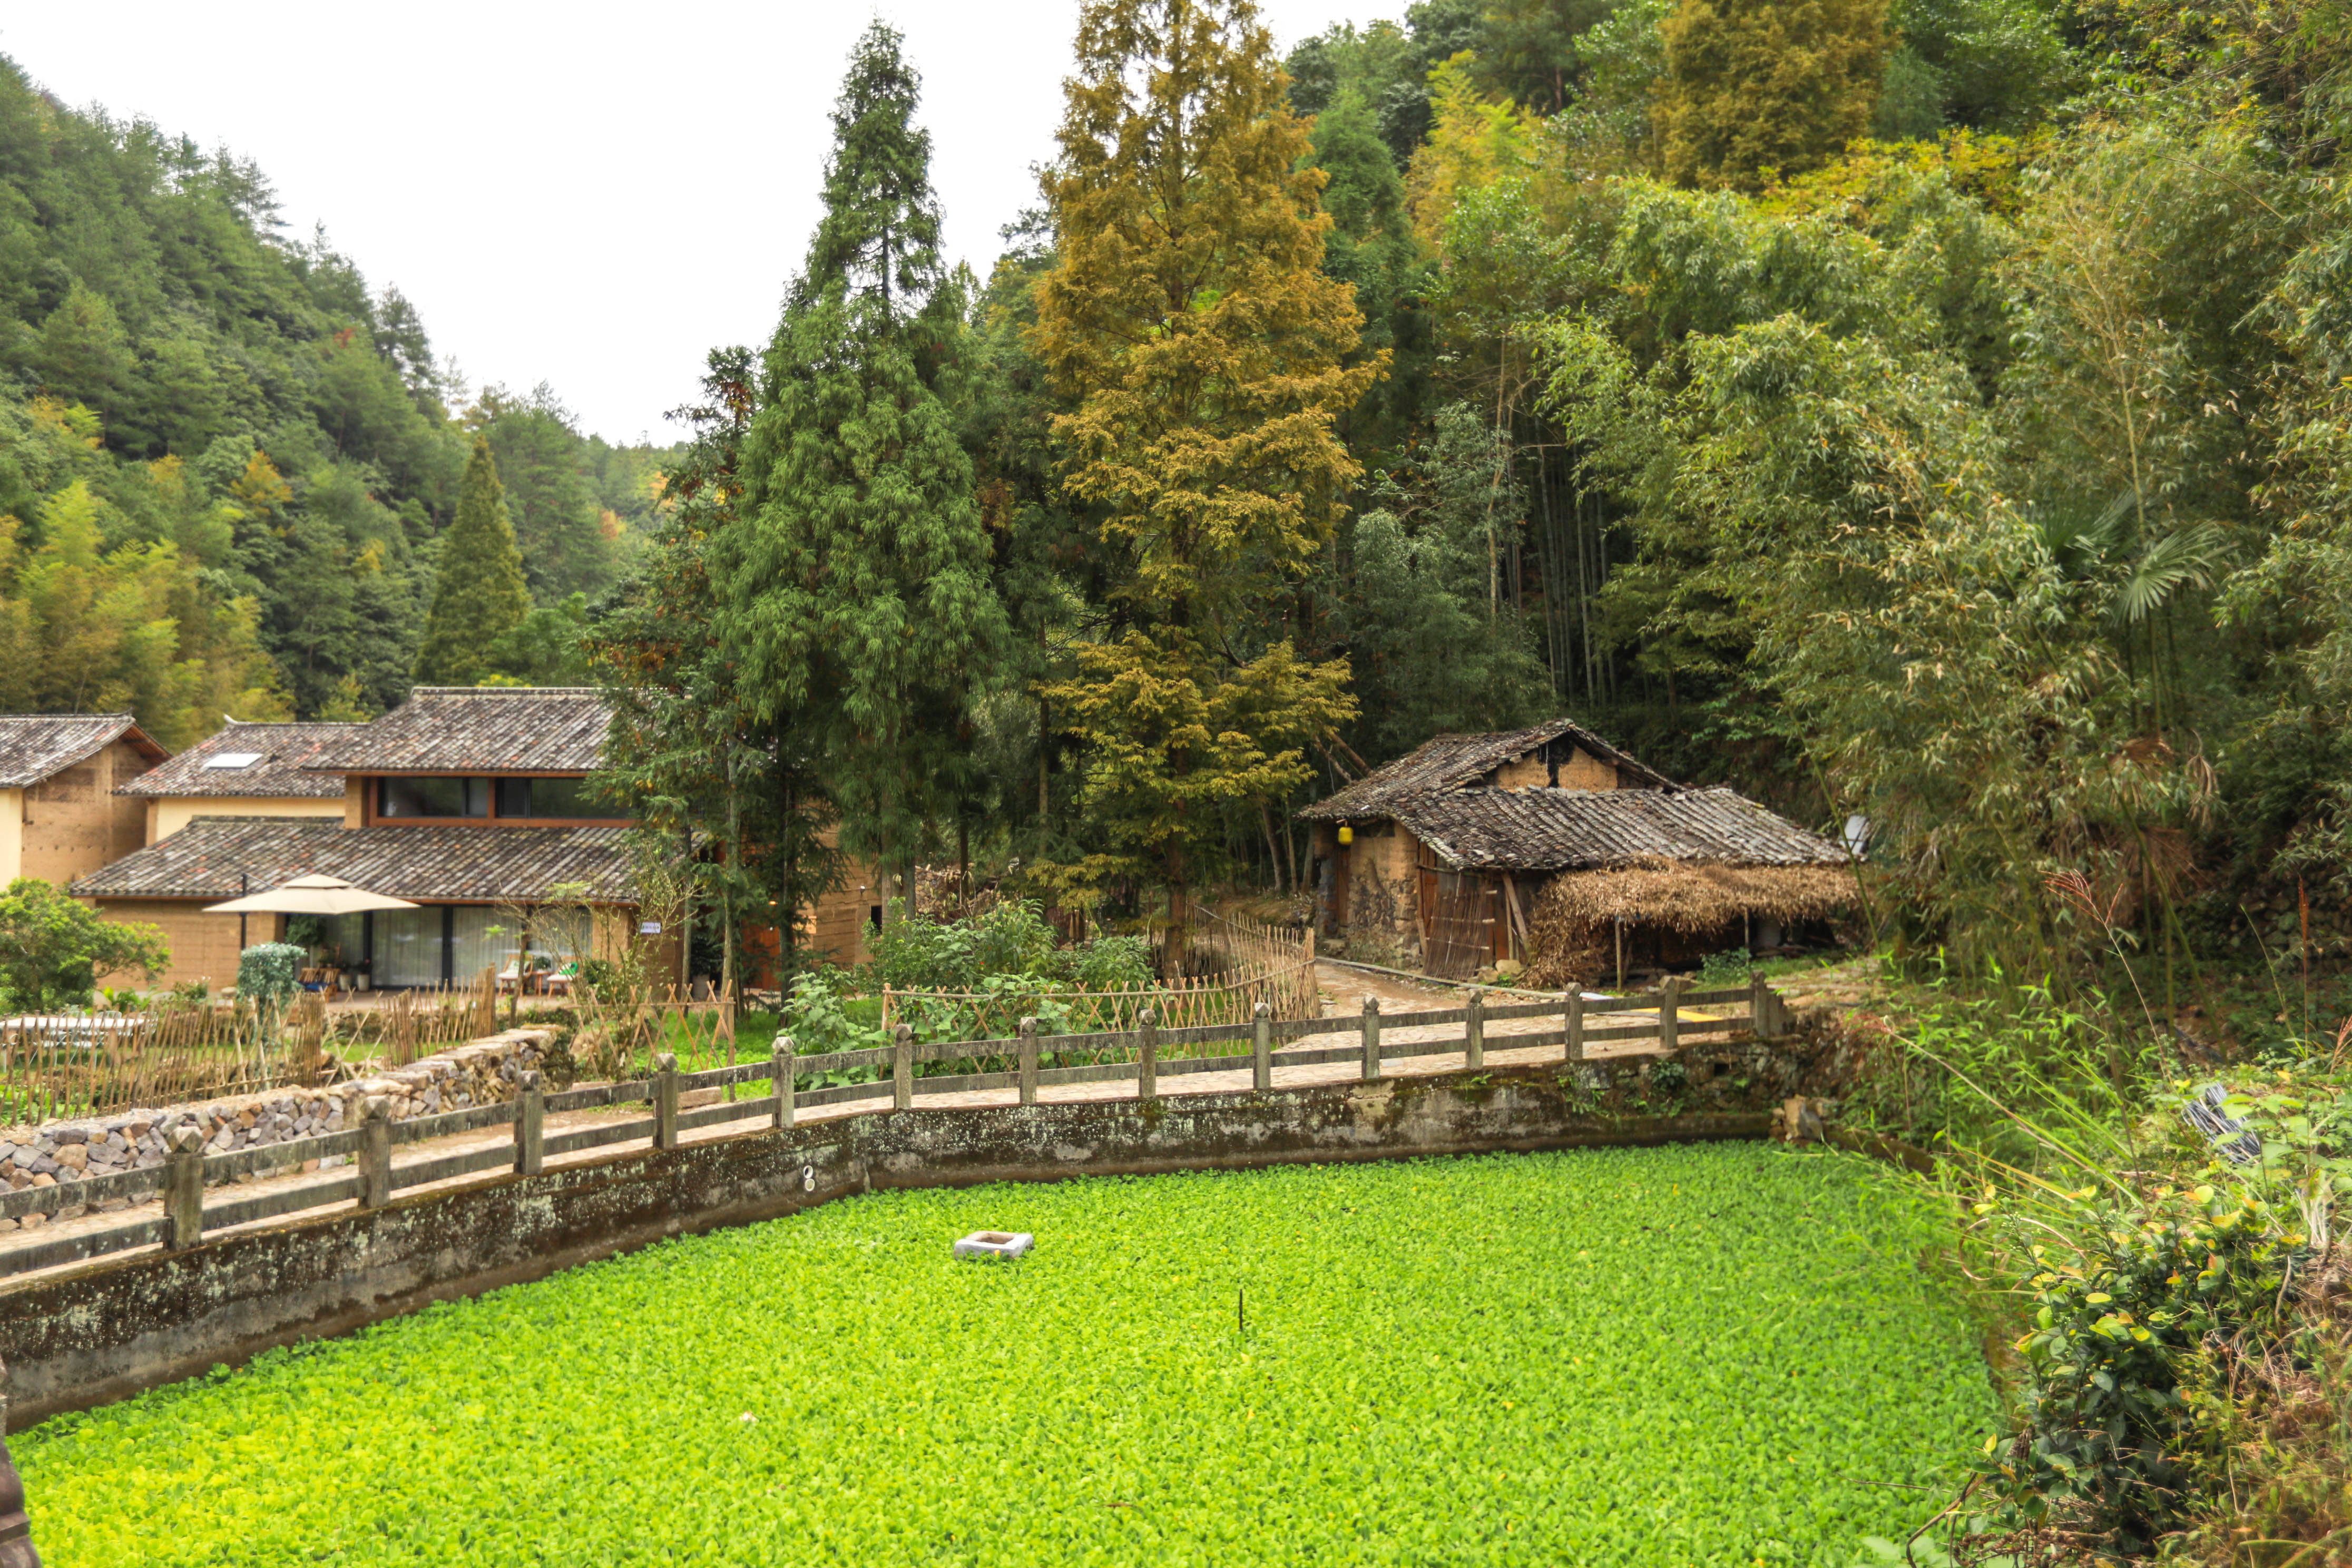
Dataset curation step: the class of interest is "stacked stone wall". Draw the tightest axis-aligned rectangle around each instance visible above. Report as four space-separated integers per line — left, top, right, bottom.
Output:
0 1029 549 1233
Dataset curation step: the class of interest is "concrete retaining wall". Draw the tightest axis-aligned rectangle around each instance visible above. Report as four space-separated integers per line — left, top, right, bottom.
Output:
0 1061 1779 1428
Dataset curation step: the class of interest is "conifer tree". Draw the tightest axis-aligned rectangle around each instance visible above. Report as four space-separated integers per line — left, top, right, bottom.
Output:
716 22 1005 917
1032 0 1375 929
414 435 530 685
1654 0 1890 190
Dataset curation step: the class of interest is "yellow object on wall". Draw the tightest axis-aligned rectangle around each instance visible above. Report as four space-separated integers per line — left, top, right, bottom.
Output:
1337 825 1353 846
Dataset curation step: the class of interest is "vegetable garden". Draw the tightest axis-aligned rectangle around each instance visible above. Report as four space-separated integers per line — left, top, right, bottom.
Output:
18 1144 1995 1566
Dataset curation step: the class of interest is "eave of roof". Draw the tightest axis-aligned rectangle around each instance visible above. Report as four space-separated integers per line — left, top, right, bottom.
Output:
1298 718 1676 822
1394 786 1849 874
71 817 641 904
0 713 166 788
300 687 611 775
116 720 366 798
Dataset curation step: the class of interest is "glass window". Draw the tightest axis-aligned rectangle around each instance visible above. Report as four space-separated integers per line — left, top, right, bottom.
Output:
379 777 487 818
495 778 532 817
487 776 605 819
374 907 446 987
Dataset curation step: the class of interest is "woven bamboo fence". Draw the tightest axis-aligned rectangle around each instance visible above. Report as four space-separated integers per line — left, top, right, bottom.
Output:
0 975 501 1123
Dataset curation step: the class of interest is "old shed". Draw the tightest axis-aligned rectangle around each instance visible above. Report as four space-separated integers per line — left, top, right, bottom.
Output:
1300 720 1852 982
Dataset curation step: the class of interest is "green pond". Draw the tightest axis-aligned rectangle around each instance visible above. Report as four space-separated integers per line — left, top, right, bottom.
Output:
20 1143 1995 1566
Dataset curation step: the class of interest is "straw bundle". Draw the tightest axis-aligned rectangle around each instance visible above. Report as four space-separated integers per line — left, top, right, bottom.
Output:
1525 861 1855 986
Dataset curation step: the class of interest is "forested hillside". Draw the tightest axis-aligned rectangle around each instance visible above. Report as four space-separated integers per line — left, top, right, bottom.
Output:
602 0 2352 996
0 58 667 743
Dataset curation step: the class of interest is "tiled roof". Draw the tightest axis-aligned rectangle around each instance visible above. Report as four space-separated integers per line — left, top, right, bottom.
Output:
1396 787 1849 873
71 817 640 903
301 688 610 774
1298 719 1675 821
0 714 163 788
116 721 365 798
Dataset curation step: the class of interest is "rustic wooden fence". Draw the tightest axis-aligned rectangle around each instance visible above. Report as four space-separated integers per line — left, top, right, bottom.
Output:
880 907 1319 1043
0 974 1794 1279
0 977 504 1124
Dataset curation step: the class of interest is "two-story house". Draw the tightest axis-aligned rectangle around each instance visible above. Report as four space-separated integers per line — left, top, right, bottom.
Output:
75 688 879 992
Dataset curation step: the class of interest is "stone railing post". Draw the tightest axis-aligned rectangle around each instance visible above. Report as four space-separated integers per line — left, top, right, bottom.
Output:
359 1096 394 1210
1361 996 1381 1082
1566 990 1585 1064
653 1053 680 1149
1017 1017 1039 1107
892 1024 913 1111
1136 1007 1159 1099
163 1123 205 1249
1661 976 1681 1055
1464 988 1485 1071
773 1040 795 1130
514 1069 544 1177
1251 1002 1272 1093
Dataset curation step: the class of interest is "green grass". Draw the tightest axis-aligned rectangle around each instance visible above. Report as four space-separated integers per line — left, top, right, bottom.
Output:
18 1144 1994 1567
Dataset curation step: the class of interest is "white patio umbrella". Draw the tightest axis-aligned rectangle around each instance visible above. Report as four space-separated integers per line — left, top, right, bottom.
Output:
204 873 417 917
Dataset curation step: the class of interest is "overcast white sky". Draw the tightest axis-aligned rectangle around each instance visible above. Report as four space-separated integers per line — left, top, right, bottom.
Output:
2 1 1378 444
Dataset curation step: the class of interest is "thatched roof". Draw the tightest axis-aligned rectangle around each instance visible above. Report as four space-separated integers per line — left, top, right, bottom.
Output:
1535 862 1856 935
1397 786 1847 873
1299 718 1675 821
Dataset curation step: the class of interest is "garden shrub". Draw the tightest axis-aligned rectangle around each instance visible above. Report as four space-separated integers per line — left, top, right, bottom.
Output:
235 943 306 1011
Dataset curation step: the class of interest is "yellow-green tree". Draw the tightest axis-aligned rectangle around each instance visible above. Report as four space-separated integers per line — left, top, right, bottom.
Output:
1032 0 1374 919
1654 0 1891 191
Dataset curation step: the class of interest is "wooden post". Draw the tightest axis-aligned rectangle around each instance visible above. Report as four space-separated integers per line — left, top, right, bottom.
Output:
1464 987 1486 1071
359 1096 393 1209
1017 1017 1039 1107
653 1052 680 1149
1136 1007 1159 1099
1361 995 1381 1082
774 1040 795 1130
163 1123 205 1249
515 1069 544 1176
893 1024 913 1111
1251 1001 1272 1093
1660 976 1681 1055
1566 990 1585 1063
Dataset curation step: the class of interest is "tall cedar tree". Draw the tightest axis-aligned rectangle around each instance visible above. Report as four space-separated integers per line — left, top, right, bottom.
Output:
716 23 1006 916
1654 0 1891 190
414 435 530 685
591 349 841 996
1032 0 1374 926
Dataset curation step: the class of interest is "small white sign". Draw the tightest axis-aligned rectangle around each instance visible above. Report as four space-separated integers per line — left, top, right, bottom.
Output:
639 920 662 935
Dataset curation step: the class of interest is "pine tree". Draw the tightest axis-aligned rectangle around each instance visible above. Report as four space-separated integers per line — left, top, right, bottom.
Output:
1032 0 1375 927
414 435 530 685
714 22 1006 916
1654 0 1891 190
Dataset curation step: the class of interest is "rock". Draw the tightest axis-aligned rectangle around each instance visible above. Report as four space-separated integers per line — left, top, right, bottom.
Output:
55 1144 86 1172
51 1126 90 1145
17 1211 42 1229
28 1173 53 1188
28 1157 56 1177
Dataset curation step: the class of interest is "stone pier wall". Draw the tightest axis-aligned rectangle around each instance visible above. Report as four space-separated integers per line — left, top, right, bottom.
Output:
0 1030 551 1233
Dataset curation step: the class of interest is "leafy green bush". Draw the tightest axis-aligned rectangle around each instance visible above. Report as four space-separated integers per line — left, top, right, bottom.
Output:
22 1146 1994 1565
234 943 306 1011
0 878 169 1008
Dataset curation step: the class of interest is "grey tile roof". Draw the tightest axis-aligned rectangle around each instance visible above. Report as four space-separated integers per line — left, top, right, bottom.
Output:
1396 787 1849 873
301 688 610 775
1298 719 1675 821
0 714 163 788
71 817 640 903
116 721 366 798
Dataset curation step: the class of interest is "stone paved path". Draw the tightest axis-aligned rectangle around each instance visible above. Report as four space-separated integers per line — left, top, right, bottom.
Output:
0 961 1753 1283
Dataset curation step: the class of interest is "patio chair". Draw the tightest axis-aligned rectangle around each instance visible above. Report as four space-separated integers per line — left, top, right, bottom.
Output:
494 957 526 994
541 960 582 998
